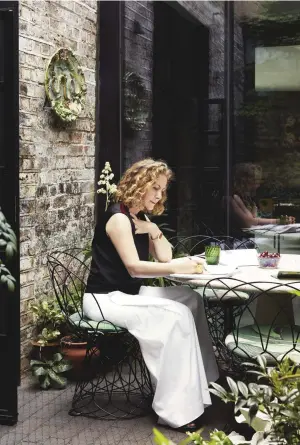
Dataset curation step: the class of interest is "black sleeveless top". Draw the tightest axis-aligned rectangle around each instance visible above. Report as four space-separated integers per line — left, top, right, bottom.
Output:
85 203 149 295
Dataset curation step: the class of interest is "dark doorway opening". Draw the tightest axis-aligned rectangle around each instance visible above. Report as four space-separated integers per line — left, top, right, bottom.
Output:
0 1 19 425
152 1 209 235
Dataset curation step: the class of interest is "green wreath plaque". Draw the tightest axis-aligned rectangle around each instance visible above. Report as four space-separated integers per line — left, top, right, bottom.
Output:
45 48 87 122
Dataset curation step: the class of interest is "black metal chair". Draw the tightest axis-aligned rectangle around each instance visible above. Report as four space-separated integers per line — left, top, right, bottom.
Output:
202 277 300 376
47 249 154 420
168 235 257 347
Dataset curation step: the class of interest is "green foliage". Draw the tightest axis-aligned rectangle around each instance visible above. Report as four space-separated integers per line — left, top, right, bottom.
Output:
210 356 300 445
30 352 72 390
31 299 65 346
153 357 300 445
0 208 17 292
153 427 249 445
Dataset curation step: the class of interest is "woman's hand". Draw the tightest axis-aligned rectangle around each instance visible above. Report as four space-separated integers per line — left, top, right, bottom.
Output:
171 257 204 275
130 213 160 238
277 215 296 225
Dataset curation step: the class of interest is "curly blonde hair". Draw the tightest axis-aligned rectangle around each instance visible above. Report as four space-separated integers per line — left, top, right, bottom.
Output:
114 158 173 215
233 162 262 195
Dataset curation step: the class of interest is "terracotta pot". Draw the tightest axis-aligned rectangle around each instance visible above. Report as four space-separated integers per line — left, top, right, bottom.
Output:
30 340 60 361
60 335 100 381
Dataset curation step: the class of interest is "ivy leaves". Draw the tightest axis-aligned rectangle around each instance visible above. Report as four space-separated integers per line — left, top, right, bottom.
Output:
0 209 17 292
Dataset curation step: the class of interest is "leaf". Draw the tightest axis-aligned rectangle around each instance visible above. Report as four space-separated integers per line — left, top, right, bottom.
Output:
32 366 46 377
52 361 73 373
238 381 249 398
227 377 239 397
249 403 259 423
153 428 174 445
249 383 260 395
48 369 67 389
234 398 248 414
210 382 228 398
256 355 267 370
52 352 63 363
39 374 51 390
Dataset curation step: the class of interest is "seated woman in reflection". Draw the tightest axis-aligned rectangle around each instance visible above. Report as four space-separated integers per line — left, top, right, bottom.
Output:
84 158 218 431
231 162 295 229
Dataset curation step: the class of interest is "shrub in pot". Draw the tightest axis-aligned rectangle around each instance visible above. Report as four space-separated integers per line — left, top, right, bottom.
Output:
30 298 65 360
153 356 300 445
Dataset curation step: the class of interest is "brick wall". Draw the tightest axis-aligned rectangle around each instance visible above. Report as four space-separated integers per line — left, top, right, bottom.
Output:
19 0 97 370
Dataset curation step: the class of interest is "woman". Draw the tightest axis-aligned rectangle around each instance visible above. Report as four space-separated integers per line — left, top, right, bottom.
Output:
231 162 295 228
83 158 218 430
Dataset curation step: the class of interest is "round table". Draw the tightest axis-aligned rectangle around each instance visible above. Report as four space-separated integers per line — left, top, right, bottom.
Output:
169 253 300 326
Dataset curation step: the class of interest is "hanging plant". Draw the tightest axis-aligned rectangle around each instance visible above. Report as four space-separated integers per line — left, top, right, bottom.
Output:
124 71 148 132
45 48 87 122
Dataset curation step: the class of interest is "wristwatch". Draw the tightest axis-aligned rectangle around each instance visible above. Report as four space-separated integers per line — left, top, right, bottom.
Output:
151 231 163 241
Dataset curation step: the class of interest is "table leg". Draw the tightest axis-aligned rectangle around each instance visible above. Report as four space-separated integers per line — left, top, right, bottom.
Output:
254 292 295 326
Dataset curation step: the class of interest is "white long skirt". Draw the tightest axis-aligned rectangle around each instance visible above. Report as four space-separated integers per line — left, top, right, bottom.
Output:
83 285 219 428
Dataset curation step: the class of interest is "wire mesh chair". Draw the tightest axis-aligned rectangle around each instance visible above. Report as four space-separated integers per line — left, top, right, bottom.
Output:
169 235 257 256
168 235 257 345
47 249 154 420
202 277 300 376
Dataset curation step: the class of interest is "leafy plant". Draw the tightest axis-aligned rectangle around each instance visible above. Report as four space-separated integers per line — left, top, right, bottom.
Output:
153 427 251 445
30 352 72 389
210 356 300 445
31 298 65 346
153 356 300 445
0 208 17 292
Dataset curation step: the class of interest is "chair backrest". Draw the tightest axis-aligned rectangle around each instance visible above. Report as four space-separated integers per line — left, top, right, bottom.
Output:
203 276 300 365
47 249 124 338
47 249 91 316
169 235 257 257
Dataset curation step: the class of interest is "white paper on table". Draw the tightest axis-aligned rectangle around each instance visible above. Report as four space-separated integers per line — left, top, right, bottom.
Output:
220 249 259 267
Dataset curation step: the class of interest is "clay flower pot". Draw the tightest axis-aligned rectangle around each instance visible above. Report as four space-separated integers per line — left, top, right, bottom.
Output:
60 335 100 381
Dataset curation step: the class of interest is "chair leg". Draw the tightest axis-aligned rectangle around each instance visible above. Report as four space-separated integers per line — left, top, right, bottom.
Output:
69 334 154 420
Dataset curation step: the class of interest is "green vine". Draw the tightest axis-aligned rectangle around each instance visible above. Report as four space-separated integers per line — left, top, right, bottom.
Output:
0 209 17 292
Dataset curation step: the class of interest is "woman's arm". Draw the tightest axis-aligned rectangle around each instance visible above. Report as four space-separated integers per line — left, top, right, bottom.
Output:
143 215 172 262
232 195 277 227
106 213 200 278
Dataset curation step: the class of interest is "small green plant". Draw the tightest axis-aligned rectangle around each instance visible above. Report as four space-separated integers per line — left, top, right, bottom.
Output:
97 161 117 211
153 427 248 445
31 298 65 346
30 352 72 390
153 356 300 445
0 208 17 292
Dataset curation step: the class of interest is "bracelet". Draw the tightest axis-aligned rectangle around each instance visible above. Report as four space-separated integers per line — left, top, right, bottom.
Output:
150 231 163 241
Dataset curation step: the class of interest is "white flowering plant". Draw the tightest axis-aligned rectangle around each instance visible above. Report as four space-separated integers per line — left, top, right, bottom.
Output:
97 162 117 211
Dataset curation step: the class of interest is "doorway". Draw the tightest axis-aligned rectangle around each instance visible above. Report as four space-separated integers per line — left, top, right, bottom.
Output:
152 1 209 235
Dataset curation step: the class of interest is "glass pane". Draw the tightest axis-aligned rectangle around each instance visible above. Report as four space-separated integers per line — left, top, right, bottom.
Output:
233 1 300 254
0 16 3 82
122 1 224 235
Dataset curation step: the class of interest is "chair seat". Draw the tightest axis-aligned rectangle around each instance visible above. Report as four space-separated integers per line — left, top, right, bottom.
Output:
69 312 126 333
195 287 249 302
225 324 300 364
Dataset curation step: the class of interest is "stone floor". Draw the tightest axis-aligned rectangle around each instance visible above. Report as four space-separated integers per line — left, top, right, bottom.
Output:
0 376 232 445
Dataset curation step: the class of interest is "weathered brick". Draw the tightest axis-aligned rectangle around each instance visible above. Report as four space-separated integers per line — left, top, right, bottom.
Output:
19 0 97 370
